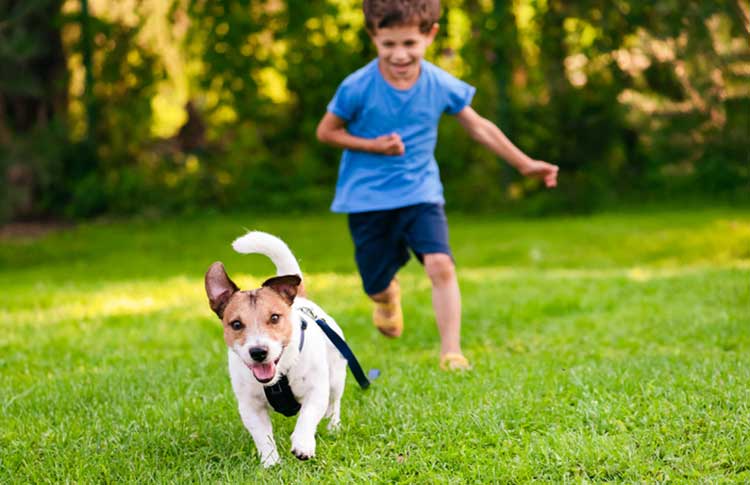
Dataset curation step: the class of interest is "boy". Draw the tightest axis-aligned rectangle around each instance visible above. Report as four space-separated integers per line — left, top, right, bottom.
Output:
316 0 558 371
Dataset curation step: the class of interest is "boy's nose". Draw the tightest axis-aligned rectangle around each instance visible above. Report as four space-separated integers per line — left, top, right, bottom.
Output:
392 47 408 59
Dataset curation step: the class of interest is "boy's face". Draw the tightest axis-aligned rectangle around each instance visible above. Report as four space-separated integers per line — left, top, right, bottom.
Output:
370 23 439 84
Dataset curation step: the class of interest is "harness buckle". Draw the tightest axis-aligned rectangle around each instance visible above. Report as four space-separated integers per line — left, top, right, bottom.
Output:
299 306 318 320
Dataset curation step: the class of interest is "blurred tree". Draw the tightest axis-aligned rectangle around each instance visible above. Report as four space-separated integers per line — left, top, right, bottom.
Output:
631 1 750 196
1 0 748 221
0 0 68 219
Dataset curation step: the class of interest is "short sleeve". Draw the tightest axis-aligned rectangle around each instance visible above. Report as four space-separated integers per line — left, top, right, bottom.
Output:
326 79 361 122
442 75 476 115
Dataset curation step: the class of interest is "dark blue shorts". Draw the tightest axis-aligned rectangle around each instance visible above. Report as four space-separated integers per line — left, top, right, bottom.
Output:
347 203 453 295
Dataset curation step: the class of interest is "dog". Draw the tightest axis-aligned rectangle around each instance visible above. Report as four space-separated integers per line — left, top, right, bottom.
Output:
205 231 347 467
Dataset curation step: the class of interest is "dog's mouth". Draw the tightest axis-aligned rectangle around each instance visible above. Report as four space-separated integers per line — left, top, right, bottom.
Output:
247 357 280 383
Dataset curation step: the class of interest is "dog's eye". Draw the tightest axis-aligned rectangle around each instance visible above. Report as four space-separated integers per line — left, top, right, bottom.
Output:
269 314 280 324
230 320 245 331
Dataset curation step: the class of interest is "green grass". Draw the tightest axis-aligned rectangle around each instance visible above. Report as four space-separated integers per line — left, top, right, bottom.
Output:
1 208 749 483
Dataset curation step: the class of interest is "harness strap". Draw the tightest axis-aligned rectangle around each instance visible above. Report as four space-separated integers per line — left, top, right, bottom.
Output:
298 318 307 351
263 375 300 417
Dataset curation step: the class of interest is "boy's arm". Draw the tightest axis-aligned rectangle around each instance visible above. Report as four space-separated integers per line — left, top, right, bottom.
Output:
456 106 558 188
316 112 404 156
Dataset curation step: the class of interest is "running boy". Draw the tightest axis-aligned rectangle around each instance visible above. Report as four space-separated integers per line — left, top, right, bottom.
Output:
316 0 558 370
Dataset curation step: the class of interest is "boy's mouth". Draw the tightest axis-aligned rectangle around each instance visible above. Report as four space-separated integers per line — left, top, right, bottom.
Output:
390 61 415 74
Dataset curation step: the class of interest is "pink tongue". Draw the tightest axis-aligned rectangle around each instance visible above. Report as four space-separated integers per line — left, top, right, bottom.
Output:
251 362 276 381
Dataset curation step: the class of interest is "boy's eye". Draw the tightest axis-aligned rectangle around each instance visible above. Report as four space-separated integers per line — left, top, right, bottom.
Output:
383 41 395 47
404 40 416 47
230 320 245 331
269 314 280 324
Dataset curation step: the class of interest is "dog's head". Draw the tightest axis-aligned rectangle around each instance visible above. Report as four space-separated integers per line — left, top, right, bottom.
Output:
205 261 301 384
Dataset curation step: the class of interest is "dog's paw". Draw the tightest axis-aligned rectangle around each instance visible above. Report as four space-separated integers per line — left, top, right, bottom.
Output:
260 449 281 468
290 433 316 461
326 417 341 432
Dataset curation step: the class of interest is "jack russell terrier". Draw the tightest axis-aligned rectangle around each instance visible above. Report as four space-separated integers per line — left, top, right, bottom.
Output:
205 231 348 467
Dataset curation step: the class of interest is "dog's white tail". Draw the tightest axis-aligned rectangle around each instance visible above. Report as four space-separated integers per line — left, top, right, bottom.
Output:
231 231 303 278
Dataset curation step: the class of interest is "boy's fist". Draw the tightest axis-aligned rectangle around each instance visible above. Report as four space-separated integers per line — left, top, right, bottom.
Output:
520 160 559 188
371 133 405 156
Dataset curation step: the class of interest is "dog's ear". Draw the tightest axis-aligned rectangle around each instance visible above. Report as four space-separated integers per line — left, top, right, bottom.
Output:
261 274 301 305
205 262 239 318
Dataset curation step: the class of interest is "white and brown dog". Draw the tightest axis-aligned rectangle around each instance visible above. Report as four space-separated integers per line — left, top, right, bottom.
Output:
205 232 347 467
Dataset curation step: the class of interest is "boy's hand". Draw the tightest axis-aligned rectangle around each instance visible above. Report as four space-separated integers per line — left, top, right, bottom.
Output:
520 160 559 188
370 133 405 156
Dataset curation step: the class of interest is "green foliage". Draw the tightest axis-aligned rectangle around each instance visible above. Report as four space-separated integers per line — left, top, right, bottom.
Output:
66 18 165 218
1 209 749 481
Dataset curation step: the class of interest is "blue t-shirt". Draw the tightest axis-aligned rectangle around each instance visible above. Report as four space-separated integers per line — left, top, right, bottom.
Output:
327 59 475 213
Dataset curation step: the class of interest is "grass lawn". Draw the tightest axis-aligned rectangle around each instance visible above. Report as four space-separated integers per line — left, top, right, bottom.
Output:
1 208 749 483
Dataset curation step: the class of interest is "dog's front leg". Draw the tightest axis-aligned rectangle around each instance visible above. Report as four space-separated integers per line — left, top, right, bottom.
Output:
290 386 328 461
238 401 280 467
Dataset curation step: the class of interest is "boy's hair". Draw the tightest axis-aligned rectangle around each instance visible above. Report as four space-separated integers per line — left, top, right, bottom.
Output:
363 0 440 34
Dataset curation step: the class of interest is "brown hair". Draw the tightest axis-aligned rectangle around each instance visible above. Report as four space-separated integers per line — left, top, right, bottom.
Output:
363 0 440 34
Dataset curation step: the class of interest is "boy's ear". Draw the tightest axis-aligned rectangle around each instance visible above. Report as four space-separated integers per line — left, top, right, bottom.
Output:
426 23 439 43
205 262 239 319
262 274 302 305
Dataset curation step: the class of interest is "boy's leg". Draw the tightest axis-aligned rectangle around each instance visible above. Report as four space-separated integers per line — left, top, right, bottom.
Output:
401 204 470 369
423 253 463 357
348 209 410 337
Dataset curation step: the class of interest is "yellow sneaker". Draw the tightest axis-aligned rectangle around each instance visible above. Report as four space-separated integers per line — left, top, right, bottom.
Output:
373 300 403 338
440 353 472 371
372 279 403 338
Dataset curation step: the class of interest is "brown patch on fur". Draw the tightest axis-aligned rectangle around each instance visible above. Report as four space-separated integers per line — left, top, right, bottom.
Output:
262 274 301 305
221 288 294 348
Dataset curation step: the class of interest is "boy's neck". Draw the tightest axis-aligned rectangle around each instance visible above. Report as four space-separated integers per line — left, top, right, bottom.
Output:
377 58 422 90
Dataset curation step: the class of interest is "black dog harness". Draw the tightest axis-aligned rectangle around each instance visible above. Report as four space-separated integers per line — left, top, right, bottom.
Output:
263 307 377 417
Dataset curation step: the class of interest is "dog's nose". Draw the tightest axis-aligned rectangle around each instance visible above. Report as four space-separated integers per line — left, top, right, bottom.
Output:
249 346 268 362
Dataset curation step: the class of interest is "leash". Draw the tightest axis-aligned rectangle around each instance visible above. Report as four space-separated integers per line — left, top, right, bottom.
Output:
299 306 379 389
310 315 377 389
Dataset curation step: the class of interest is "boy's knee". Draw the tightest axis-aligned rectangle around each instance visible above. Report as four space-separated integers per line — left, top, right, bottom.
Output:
424 253 455 285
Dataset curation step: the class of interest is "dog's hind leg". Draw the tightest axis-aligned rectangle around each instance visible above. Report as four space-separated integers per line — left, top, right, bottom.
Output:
325 362 346 431
325 397 342 432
